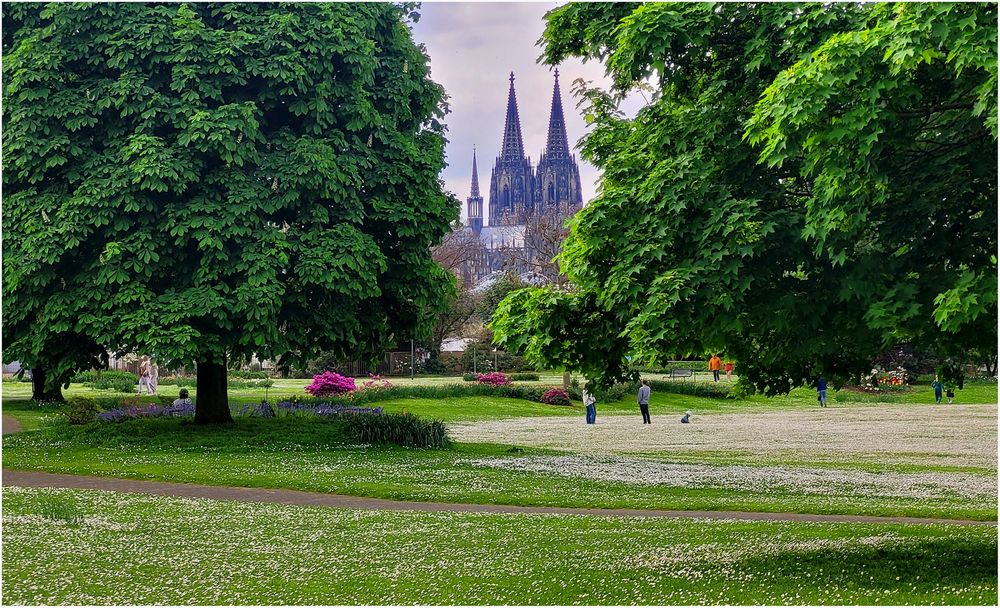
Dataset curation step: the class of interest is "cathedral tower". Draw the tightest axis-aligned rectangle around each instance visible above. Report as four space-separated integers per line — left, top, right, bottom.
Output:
466 147 483 234
535 69 583 214
488 72 536 225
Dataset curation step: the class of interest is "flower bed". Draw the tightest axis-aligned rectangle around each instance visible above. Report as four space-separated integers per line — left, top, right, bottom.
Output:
97 401 195 422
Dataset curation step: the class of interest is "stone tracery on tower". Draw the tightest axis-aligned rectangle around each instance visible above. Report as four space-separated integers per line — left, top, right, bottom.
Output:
458 70 584 286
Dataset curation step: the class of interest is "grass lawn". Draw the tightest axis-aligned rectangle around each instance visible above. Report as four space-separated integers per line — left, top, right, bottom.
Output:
3 414 995 521
3 487 995 605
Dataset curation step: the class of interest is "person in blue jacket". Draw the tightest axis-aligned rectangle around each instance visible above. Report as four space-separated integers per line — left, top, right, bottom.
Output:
817 377 828 407
932 376 944 404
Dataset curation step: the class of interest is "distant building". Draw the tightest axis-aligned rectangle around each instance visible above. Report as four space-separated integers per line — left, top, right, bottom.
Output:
456 70 583 287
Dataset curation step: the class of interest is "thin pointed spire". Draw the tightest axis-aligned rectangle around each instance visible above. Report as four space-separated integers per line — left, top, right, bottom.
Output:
499 72 526 160
469 146 481 198
544 68 570 159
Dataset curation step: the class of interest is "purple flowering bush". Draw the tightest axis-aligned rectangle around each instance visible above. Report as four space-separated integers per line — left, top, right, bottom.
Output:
540 388 572 406
304 371 357 396
476 372 511 387
97 401 195 422
275 400 383 417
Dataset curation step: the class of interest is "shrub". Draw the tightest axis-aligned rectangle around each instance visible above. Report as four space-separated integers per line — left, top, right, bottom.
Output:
228 370 269 379
645 379 734 399
361 374 393 390
510 372 540 381
592 380 640 402
477 372 511 387
158 376 273 389
70 370 138 393
462 373 477 382
333 411 450 448
834 391 904 404
304 371 356 396
62 397 99 425
540 388 571 405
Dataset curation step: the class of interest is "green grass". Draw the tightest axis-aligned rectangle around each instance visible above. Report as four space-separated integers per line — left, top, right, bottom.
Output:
3 416 994 521
2 487 996 605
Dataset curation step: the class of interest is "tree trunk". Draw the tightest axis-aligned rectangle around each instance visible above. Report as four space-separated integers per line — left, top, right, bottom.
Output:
563 371 571 390
195 358 232 424
30 367 64 401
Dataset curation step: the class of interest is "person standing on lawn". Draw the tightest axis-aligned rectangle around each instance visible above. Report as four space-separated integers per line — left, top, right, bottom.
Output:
946 387 955 404
932 376 944 404
817 377 828 407
724 360 734 382
709 354 722 382
582 387 597 424
637 379 652 424
138 355 153 394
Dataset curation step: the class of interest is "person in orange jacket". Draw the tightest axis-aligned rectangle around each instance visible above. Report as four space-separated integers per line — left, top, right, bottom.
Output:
708 354 722 382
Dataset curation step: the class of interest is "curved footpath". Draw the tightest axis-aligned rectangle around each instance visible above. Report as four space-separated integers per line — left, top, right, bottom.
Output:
3 469 994 526
2 414 23 435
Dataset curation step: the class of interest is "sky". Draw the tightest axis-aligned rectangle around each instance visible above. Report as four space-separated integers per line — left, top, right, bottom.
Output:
410 2 645 223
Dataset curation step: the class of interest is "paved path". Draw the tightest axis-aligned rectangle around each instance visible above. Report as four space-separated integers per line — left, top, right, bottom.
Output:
2 415 23 435
3 469 994 526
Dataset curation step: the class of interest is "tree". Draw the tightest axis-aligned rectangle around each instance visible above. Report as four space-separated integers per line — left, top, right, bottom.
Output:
492 2 997 392
495 208 574 288
423 280 480 369
2 3 456 421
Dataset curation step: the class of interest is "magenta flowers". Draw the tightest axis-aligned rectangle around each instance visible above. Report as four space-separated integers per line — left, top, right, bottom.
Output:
476 372 511 387
304 371 357 396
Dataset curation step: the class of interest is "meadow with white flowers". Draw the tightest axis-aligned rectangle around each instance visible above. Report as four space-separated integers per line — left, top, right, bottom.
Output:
3 487 996 605
2 380 997 604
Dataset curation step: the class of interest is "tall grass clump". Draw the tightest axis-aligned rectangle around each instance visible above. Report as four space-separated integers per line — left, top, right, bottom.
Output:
329 412 450 448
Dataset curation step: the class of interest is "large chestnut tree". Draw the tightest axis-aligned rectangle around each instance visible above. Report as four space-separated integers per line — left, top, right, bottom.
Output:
2 3 457 421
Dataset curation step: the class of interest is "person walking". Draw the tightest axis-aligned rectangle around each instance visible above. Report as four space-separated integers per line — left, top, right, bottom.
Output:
724 360 734 382
582 387 597 425
138 355 153 394
932 376 944 404
817 377 828 407
637 379 652 424
946 387 955 404
149 357 159 395
709 354 722 382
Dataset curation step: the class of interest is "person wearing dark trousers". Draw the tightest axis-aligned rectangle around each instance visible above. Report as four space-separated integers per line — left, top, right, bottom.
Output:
709 354 722 382
637 379 651 424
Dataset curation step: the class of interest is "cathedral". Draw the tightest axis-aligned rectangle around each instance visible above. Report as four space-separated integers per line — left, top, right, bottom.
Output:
458 70 584 286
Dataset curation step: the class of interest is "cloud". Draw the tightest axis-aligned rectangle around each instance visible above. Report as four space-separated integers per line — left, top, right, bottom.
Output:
410 2 644 222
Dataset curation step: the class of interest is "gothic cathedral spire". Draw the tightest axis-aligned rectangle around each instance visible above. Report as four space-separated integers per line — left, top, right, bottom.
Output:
499 72 525 160
543 69 570 159
489 72 535 225
467 146 483 234
536 69 583 213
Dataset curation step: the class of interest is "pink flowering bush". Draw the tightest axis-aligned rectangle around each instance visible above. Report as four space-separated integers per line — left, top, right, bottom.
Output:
362 373 393 390
540 388 571 406
476 372 511 387
305 371 356 396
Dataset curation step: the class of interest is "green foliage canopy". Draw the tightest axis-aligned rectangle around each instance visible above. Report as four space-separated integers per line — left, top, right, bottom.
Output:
492 2 997 392
3 4 457 393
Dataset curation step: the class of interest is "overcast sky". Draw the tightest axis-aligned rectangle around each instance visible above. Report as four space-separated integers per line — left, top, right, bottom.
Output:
410 2 644 222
